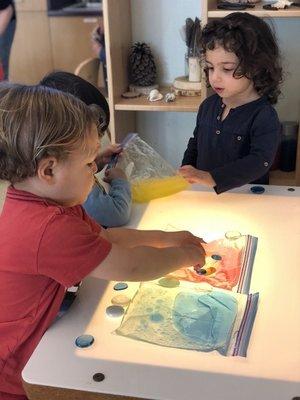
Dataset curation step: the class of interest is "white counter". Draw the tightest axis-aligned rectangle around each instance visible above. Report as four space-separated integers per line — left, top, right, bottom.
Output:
22 184 300 400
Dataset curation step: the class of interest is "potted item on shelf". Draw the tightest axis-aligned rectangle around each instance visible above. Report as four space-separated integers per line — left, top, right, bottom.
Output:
173 17 202 96
128 42 158 96
186 17 202 83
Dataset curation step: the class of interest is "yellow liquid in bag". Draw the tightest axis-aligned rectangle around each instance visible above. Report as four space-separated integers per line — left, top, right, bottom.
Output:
132 175 189 203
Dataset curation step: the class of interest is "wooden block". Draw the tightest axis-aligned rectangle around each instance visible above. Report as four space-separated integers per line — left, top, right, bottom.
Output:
173 76 201 91
173 87 201 97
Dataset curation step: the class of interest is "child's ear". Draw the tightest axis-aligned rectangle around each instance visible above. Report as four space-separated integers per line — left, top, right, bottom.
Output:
37 157 58 184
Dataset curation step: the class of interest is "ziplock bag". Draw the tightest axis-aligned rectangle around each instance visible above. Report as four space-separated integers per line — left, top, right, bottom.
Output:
117 134 189 202
116 280 258 357
168 233 258 293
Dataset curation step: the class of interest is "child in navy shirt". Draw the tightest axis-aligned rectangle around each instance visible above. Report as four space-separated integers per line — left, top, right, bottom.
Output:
180 12 282 194
40 71 131 227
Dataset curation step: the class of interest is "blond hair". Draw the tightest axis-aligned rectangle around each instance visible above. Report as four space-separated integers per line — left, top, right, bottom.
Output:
0 83 100 184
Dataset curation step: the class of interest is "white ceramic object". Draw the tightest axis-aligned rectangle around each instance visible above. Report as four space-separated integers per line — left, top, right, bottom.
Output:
270 0 292 7
188 57 201 82
148 89 163 102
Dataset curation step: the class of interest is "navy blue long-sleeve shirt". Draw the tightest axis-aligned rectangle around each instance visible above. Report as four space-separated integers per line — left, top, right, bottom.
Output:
182 94 281 194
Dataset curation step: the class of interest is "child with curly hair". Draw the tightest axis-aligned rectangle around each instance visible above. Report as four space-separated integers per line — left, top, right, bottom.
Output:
180 12 283 194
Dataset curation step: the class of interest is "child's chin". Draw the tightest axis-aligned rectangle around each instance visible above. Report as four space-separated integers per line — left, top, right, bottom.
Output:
68 198 85 207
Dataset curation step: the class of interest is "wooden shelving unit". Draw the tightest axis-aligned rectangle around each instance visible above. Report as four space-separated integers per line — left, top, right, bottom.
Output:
103 0 300 186
115 88 201 112
103 0 205 141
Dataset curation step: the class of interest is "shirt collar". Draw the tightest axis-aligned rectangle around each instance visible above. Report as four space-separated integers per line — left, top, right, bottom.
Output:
218 95 268 112
7 186 59 207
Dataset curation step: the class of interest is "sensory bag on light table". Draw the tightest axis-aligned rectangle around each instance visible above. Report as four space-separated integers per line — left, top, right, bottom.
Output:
169 232 257 293
116 232 258 357
116 280 258 357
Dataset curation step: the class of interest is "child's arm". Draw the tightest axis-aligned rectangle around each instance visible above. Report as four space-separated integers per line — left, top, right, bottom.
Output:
103 228 204 249
182 104 204 167
90 239 205 282
83 168 131 227
37 212 204 285
90 228 206 281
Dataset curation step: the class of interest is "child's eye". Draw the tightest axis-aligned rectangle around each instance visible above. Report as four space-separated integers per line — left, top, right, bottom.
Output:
224 68 234 73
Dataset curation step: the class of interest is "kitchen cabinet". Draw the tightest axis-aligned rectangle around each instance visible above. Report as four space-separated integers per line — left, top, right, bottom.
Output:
10 0 53 84
10 1 100 84
49 16 99 73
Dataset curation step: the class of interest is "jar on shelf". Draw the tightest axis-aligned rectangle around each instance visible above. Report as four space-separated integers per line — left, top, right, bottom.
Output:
188 56 201 82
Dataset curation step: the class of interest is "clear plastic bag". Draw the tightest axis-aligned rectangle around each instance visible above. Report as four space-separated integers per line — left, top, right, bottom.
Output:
164 229 257 294
117 135 189 202
116 281 259 357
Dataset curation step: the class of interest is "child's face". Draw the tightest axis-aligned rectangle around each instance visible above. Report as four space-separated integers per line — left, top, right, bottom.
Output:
205 45 256 102
53 124 100 207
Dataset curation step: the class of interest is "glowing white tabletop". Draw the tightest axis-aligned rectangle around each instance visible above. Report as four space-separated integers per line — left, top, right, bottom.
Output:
22 185 300 400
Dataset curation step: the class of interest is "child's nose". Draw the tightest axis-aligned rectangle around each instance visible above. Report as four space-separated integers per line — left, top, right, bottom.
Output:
211 70 222 83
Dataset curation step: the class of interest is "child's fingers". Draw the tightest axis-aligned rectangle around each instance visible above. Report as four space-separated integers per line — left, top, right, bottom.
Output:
179 165 194 171
110 143 122 153
178 165 194 178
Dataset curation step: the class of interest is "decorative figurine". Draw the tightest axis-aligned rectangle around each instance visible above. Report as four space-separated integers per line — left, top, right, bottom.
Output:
128 42 157 95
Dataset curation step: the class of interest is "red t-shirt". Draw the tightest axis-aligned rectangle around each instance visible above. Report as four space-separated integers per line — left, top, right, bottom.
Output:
0 187 112 397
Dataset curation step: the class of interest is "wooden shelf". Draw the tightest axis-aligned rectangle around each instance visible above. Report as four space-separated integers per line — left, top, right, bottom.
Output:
104 0 300 187
208 2 300 18
269 170 297 186
114 89 202 112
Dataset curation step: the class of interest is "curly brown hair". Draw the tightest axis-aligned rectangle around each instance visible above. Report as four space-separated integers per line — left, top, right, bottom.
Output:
201 12 283 104
0 83 100 184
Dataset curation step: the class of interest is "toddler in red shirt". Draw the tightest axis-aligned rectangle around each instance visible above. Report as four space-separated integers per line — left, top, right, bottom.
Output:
0 83 205 399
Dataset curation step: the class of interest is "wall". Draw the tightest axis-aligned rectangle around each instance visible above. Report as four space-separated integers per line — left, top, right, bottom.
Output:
131 0 300 168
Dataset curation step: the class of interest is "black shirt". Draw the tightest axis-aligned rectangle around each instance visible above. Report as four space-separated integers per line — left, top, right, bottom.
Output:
182 94 281 194
0 0 15 21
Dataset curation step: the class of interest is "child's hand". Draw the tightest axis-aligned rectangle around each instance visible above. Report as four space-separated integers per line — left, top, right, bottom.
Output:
174 231 206 268
181 241 206 268
169 230 206 248
104 167 127 183
165 231 206 265
96 144 122 170
179 165 216 187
